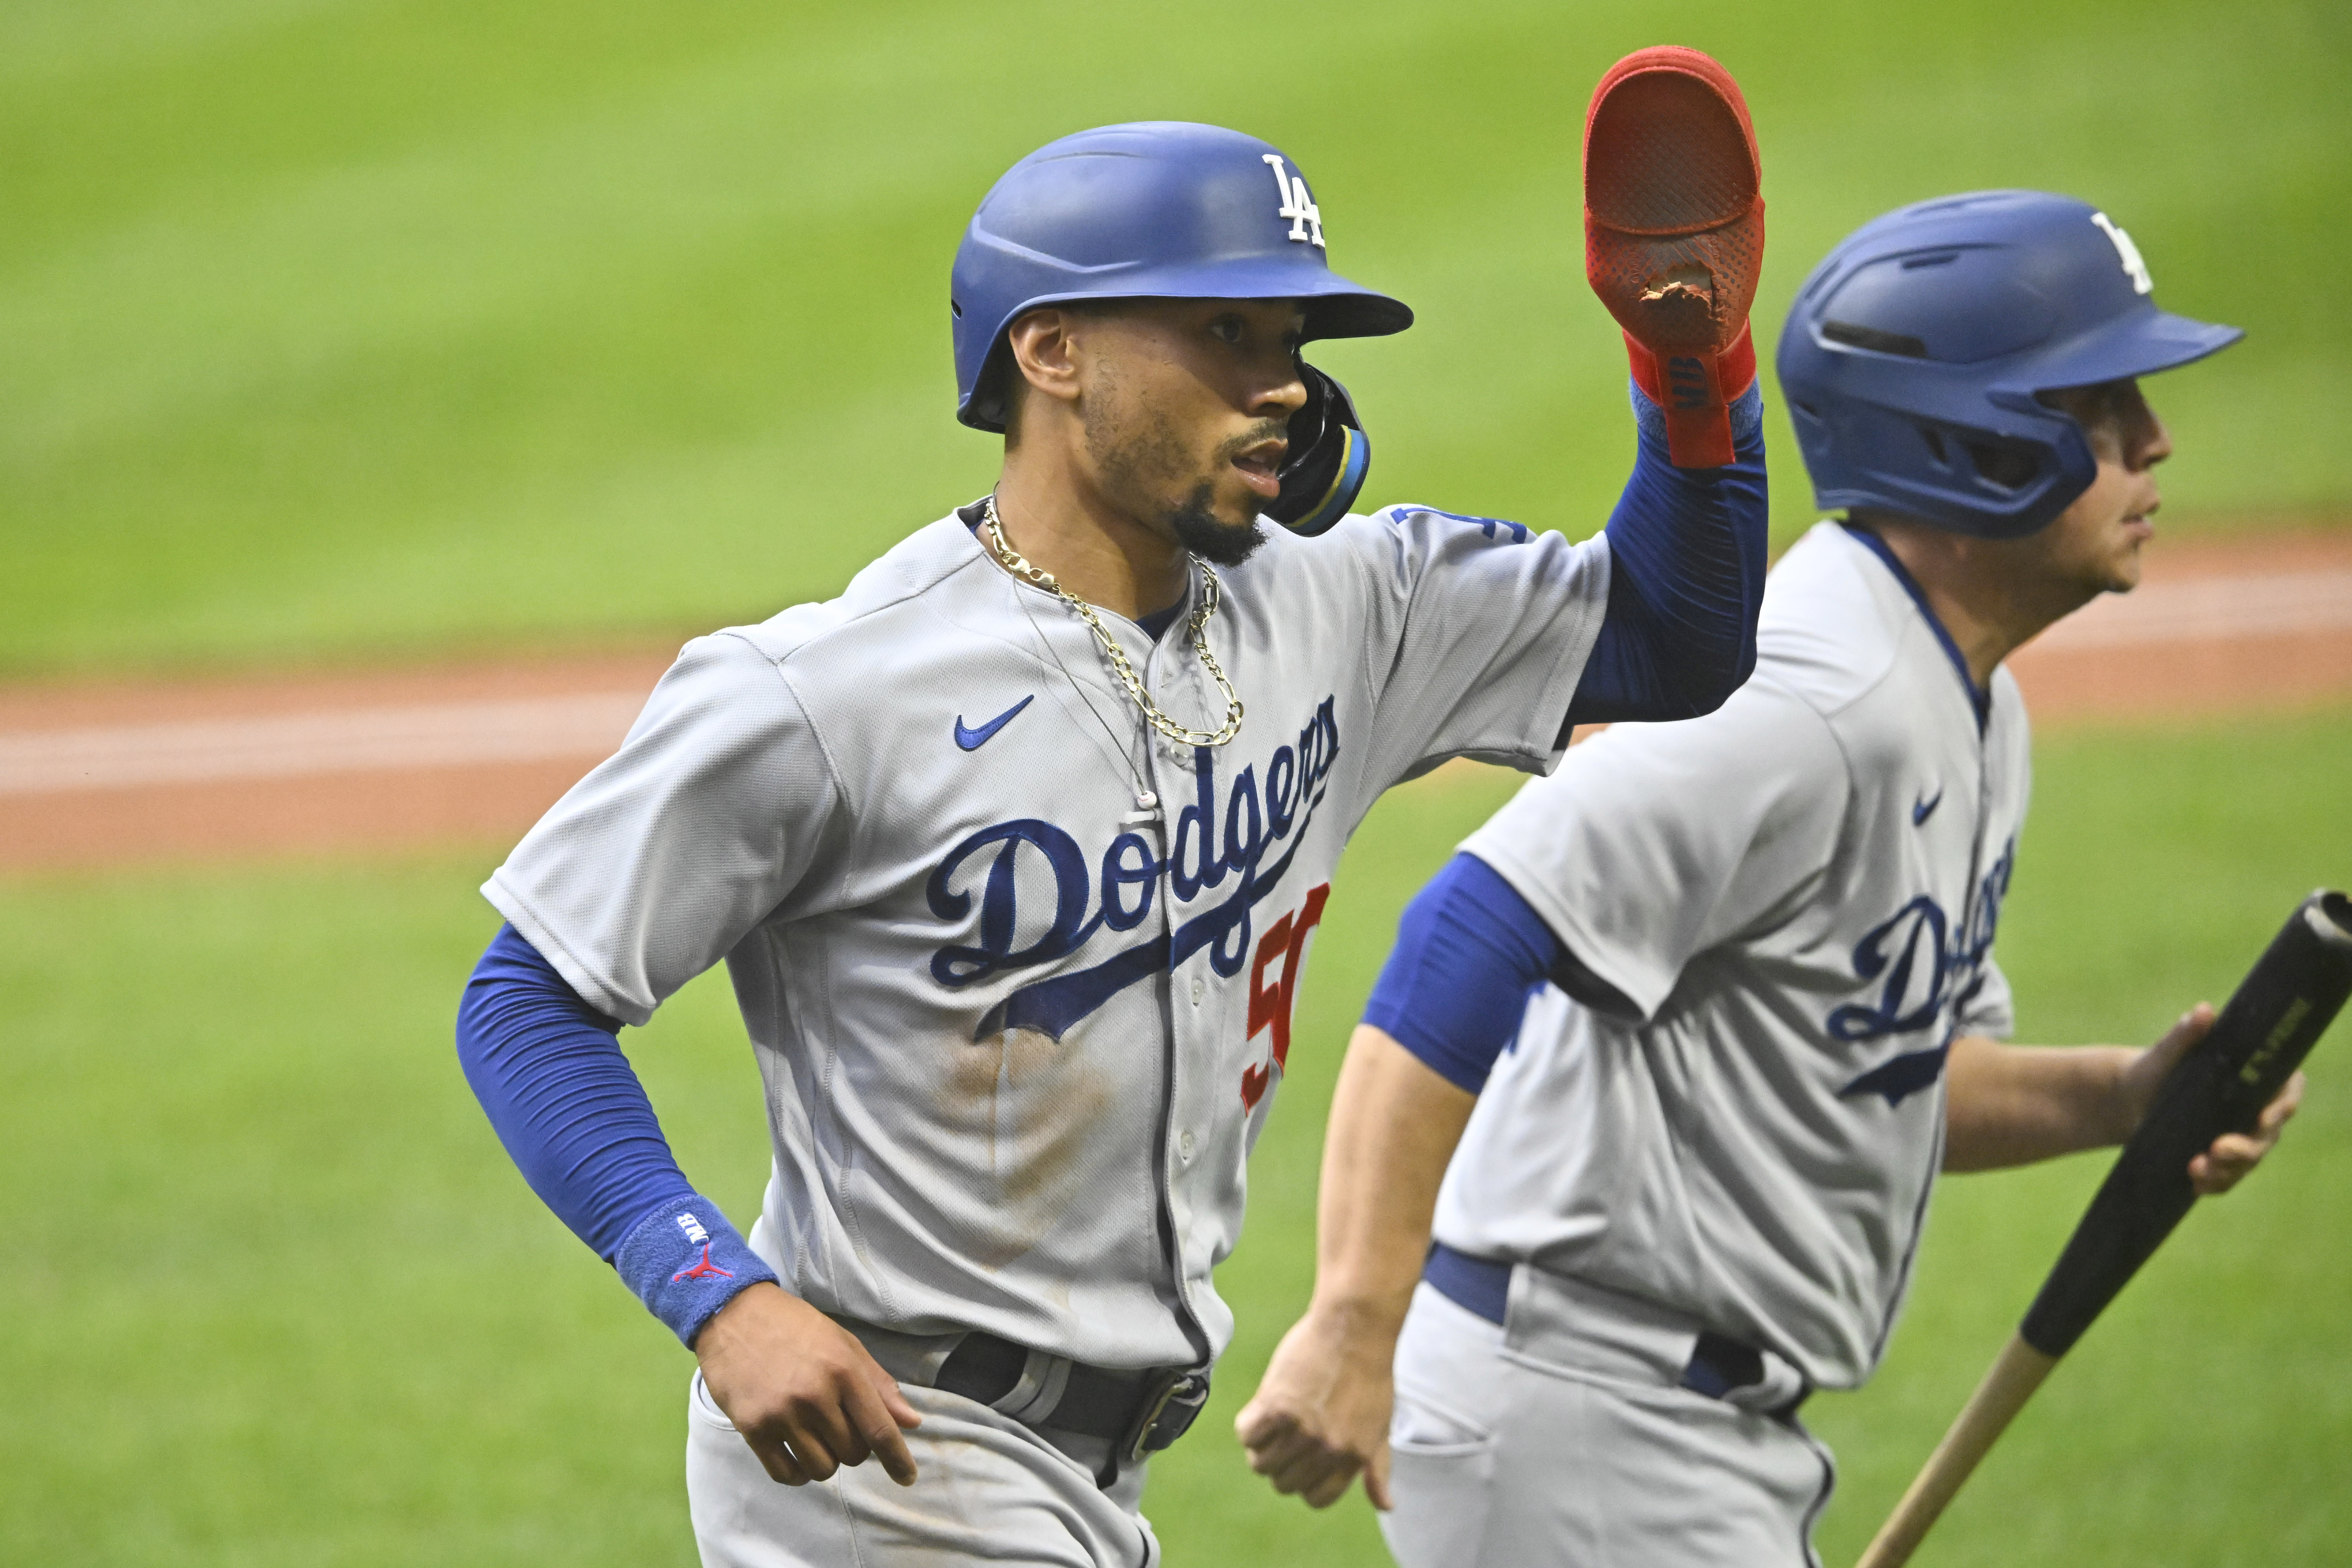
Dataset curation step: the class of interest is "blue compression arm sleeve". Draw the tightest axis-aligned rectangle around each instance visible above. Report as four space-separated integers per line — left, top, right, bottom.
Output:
1565 379 1768 727
455 924 776 1344
1363 854 1637 1093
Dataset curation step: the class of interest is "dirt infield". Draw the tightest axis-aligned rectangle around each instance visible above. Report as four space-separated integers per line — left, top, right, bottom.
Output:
4 530 2347 873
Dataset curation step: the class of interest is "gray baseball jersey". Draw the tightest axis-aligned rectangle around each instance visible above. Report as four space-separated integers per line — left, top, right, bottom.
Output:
487 502 1608 1371
1439 520 2030 1389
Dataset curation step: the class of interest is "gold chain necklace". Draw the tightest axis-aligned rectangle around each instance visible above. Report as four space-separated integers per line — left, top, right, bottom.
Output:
982 495 1244 749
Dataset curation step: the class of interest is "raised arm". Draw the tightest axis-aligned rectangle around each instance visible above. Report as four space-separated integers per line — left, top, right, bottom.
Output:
1565 44 1770 729
1563 380 1768 728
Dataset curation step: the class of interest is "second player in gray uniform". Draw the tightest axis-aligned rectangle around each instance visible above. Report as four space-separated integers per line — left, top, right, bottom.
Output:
454 105 1771 1566
1235 192 2304 1565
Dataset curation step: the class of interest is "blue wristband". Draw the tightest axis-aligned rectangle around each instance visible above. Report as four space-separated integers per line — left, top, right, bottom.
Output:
613 1194 779 1347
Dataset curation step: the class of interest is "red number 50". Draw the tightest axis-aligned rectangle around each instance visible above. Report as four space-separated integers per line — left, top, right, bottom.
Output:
1240 882 1331 1110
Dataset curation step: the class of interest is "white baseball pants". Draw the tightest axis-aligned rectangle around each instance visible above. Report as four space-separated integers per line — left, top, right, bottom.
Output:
684 1370 1159 1566
1381 1280 1835 1568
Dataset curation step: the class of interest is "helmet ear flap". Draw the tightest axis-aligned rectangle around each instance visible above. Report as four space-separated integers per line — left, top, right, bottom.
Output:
1793 389 2098 539
1268 363 1370 537
968 342 1013 434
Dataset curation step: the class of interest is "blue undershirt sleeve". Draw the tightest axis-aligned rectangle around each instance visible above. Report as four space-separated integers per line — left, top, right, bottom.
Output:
455 923 777 1345
1564 379 1768 728
1359 854 1597 1092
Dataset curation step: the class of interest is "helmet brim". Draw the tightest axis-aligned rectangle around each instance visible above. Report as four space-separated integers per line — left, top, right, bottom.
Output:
981 255 1412 341
1997 305 2244 394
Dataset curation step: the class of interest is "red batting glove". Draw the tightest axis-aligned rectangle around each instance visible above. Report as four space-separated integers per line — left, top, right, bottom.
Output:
1584 46 1765 468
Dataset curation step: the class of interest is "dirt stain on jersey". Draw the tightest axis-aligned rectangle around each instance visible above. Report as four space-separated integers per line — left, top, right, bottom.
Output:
942 1026 1113 1272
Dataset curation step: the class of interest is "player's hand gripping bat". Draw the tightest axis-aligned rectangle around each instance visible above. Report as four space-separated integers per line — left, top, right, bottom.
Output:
1855 889 2352 1568
1583 46 1765 467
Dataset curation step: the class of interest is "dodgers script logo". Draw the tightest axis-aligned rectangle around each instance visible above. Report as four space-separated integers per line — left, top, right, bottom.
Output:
927 696 1342 1042
1833 838 2016 1106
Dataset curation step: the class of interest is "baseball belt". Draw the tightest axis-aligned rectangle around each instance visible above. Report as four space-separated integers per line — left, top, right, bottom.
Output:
831 1313 1209 1484
1424 1241 1809 1421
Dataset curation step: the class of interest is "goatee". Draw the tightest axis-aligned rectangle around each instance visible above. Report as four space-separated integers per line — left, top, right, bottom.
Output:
1169 483 1266 567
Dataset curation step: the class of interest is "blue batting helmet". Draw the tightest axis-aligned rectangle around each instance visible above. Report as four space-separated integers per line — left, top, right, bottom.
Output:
1776 191 2242 538
950 122 1414 434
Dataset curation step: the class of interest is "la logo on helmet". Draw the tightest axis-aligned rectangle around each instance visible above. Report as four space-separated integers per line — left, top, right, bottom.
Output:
2090 211 2154 295
1261 154 1325 247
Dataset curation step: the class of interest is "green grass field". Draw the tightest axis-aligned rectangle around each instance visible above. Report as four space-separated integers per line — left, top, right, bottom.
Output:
4 710 2348 1566
3 0 2348 676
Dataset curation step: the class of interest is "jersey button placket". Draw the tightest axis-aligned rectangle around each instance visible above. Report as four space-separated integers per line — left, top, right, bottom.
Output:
1135 612 1212 1360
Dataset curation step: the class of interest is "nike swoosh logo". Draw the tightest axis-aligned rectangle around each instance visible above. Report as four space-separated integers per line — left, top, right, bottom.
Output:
955 695 1035 752
1912 788 1943 826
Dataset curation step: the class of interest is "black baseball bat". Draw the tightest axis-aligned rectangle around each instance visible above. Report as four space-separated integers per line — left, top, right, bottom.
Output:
2020 887 2352 1356
1858 888 2352 1568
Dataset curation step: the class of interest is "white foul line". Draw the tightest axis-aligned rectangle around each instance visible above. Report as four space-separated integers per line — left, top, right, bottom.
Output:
0 692 645 796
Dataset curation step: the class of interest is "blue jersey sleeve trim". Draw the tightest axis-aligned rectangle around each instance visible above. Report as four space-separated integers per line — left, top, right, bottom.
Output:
1362 854 1566 1094
1565 379 1768 728
455 924 776 1343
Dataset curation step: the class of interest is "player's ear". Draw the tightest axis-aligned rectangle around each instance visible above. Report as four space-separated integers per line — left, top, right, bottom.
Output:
1004 309 1085 414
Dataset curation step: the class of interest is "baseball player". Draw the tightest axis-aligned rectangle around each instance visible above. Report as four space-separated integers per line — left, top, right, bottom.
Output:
1235 190 2307 1567
454 66 1772 1568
